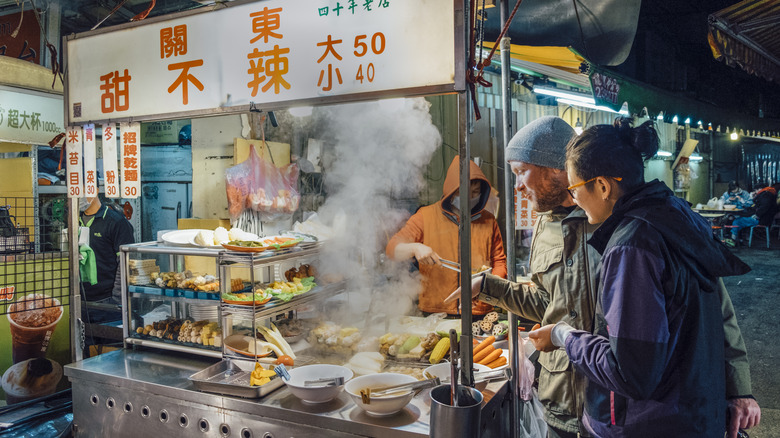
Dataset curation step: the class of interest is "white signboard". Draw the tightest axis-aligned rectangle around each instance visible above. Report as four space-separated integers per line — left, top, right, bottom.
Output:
515 189 538 230
102 124 120 198
65 127 83 198
119 122 141 198
66 0 458 124
82 124 98 198
0 85 64 145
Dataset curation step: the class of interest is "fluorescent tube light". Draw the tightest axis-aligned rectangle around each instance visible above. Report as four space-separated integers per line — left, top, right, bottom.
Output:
556 98 629 115
533 86 594 104
689 154 703 161
656 151 672 157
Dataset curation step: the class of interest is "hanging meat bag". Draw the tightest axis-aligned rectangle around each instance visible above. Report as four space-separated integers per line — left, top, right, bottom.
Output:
225 143 300 222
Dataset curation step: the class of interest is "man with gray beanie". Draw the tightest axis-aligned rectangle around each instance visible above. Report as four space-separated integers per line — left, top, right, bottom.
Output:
446 115 759 438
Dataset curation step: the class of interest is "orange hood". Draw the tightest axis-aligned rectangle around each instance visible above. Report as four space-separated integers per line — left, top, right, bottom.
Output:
440 156 492 220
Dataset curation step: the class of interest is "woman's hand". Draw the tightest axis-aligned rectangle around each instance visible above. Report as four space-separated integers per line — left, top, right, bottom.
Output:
443 274 484 304
528 323 558 352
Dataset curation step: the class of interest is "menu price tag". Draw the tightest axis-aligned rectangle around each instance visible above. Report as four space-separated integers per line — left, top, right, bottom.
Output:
65 126 83 198
82 124 98 197
119 122 141 198
102 124 120 198
515 189 538 230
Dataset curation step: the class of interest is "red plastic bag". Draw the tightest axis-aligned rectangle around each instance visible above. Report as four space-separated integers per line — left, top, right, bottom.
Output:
225 143 300 222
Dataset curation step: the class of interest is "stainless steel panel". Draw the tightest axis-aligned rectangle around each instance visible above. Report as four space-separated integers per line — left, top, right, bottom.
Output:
66 349 512 437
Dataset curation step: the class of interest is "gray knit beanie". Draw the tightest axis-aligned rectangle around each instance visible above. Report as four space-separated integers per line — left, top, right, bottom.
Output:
506 116 575 170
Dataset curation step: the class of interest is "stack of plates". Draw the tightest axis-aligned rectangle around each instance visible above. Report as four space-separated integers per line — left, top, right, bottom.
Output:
189 304 218 321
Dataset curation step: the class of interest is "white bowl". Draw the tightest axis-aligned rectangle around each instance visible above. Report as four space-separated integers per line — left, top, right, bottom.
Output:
285 364 353 404
344 373 417 416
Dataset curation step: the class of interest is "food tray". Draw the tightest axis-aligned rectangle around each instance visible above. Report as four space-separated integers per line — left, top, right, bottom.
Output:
189 359 285 398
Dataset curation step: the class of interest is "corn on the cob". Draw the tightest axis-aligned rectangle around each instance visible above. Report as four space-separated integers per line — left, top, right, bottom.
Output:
429 337 451 364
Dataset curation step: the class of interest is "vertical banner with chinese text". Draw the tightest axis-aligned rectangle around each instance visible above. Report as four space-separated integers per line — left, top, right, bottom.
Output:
101 124 120 198
82 124 98 198
119 122 141 199
65 127 83 198
515 189 538 230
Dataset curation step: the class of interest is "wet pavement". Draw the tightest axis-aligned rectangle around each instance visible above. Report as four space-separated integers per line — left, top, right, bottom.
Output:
721 240 780 437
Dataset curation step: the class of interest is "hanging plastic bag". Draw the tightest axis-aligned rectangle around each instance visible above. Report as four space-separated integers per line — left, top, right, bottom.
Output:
225 143 300 222
517 336 548 438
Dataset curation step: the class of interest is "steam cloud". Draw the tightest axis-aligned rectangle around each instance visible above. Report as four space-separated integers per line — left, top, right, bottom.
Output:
307 97 441 333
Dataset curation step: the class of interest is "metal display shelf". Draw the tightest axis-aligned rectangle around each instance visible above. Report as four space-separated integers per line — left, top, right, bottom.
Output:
220 281 345 317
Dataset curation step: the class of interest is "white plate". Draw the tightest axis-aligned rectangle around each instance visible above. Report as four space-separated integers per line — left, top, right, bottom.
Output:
161 229 202 247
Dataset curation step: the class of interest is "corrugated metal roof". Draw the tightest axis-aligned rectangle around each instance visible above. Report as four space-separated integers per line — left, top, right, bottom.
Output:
708 0 780 82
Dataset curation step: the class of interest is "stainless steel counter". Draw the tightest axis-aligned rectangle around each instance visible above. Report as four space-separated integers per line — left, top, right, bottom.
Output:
65 349 511 438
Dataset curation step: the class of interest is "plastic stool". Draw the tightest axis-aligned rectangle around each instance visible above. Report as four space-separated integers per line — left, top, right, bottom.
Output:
748 225 770 248
711 225 723 241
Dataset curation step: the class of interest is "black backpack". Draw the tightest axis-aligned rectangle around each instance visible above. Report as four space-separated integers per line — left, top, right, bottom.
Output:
0 206 17 238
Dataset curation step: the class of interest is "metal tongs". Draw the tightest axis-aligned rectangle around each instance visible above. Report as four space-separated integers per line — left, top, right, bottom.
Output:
449 328 460 405
439 258 461 273
473 367 512 383
359 377 441 404
304 376 345 387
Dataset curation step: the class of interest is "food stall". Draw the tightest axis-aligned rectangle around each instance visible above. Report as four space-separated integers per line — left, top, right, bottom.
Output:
0 56 73 408
61 0 518 436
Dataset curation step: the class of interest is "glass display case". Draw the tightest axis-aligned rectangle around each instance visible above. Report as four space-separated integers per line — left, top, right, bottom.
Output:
119 239 342 360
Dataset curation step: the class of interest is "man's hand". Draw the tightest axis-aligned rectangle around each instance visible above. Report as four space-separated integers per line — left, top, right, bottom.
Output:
411 243 441 266
443 275 484 304
728 397 761 438
528 323 558 352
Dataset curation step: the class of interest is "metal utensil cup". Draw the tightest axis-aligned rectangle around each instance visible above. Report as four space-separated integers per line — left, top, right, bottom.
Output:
429 384 483 438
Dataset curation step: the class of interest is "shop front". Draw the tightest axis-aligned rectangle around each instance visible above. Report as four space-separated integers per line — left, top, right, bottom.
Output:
60 1 518 437
0 56 71 411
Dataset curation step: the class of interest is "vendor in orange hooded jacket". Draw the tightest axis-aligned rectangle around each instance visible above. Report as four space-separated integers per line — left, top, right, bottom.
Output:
386 157 507 315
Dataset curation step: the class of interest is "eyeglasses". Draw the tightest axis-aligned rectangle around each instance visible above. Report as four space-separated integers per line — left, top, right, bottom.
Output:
567 176 622 197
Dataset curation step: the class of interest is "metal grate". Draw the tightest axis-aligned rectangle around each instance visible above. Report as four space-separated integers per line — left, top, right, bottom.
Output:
1 197 69 318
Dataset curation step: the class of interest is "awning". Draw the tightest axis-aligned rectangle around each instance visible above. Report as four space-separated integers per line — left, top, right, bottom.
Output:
589 66 780 135
480 42 585 76
708 0 780 83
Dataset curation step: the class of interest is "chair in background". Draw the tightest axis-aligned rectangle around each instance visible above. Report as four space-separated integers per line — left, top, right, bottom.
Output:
770 212 780 239
748 225 770 248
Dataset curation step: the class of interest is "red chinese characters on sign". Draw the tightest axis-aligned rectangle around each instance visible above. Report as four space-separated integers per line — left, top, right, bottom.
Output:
316 35 343 91
315 32 386 92
66 127 83 198
247 7 291 96
122 130 139 195
160 25 187 58
161 24 204 105
99 69 132 114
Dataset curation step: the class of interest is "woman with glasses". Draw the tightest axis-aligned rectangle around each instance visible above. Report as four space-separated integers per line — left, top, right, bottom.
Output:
528 118 755 437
